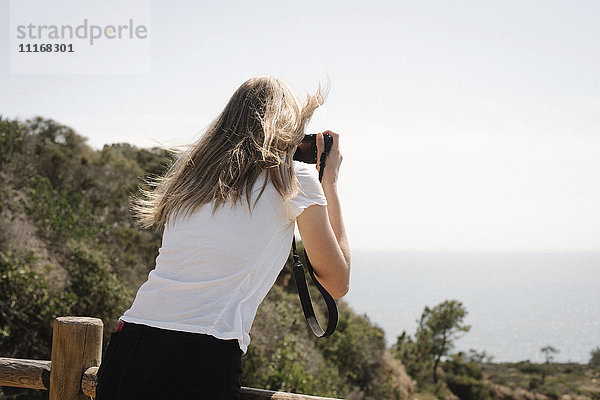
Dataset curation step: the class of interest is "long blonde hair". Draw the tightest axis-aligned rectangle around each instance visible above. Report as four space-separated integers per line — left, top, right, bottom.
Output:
132 76 327 228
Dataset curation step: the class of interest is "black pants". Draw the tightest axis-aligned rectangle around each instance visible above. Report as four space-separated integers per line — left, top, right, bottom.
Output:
96 321 242 400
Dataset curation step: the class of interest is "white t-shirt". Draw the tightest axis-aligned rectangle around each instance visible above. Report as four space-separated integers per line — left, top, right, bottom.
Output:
119 161 326 354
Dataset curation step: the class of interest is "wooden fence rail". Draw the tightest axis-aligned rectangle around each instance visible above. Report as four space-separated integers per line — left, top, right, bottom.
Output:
0 316 341 400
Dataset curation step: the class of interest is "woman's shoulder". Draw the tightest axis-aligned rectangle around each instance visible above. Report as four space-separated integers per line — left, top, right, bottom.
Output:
293 160 318 181
286 161 326 220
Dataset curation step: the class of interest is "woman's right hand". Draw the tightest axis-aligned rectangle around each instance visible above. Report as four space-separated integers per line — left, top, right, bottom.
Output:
316 130 342 187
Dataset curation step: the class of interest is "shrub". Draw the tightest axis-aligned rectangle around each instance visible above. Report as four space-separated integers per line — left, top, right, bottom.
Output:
63 239 133 338
590 347 600 368
0 116 24 165
445 374 493 400
0 250 72 359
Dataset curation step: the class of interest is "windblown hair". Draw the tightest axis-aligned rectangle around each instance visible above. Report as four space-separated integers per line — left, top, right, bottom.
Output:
132 76 327 229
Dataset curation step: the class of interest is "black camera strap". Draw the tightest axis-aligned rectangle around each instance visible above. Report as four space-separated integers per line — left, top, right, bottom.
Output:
291 150 338 338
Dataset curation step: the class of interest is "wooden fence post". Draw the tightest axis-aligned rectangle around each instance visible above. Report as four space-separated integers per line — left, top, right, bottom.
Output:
49 317 103 400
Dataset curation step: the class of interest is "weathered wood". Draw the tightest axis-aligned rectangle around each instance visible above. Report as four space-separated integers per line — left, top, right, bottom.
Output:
49 316 103 400
0 357 51 390
241 387 342 400
81 366 98 397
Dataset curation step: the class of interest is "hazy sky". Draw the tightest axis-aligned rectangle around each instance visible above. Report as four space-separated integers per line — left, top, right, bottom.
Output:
2 0 599 252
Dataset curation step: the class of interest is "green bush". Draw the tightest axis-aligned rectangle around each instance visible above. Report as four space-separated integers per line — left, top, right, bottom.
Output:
318 310 386 386
242 285 348 398
445 373 493 400
0 116 24 165
63 239 133 337
589 347 600 368
515 361 545 374
0 250 72 359
27 176 98 239
443 353 483 379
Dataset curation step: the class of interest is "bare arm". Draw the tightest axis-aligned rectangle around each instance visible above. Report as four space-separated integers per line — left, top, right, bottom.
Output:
296 131 350 299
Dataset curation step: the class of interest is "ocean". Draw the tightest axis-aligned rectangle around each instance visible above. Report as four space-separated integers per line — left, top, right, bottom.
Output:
342 251 600 363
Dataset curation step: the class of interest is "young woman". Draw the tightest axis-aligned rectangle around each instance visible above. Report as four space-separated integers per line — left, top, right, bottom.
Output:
95 76 351 400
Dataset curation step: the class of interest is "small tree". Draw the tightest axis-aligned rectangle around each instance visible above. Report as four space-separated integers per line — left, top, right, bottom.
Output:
393 330 432 384
541 345 558 363
540 345 559 383
467 349 494 364
416 300 471 383
589 347 600 368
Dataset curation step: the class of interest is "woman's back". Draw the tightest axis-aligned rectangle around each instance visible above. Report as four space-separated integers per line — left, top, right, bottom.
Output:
96 76 348 400
120 161 326 354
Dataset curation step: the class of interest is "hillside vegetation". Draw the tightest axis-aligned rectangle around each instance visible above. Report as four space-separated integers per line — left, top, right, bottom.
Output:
391 300 600 400
3 116 597 400
0 116 413 400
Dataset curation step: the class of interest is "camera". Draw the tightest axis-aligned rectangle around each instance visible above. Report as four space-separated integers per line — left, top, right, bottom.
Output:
293 133 333 164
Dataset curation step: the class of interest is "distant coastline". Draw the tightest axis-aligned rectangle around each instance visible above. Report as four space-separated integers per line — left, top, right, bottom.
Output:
344 250 600 363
